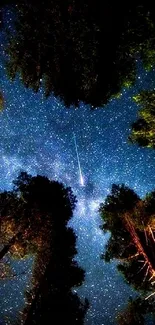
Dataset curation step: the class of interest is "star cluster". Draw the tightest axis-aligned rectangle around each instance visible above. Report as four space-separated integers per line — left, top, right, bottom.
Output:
1 9 155 325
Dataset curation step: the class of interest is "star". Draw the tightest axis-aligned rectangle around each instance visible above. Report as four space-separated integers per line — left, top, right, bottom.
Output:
1 7 155 325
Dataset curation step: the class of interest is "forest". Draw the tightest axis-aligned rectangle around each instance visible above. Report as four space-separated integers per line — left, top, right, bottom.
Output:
0 2 155 325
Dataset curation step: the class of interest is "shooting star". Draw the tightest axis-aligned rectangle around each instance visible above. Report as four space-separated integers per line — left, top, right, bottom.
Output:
73 132 84 186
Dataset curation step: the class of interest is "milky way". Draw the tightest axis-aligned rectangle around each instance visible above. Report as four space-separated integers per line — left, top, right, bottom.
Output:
1 9 155 325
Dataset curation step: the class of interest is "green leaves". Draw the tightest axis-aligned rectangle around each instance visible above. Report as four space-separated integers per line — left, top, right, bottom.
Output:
129 90 155 148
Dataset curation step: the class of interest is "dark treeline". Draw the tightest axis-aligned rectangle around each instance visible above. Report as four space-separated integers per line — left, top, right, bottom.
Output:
1 2 155 149
0 1 155 107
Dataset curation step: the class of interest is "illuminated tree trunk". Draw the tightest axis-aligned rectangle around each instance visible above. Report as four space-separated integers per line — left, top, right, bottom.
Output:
148 225 155 243
0 231 22 260
124 214 155 282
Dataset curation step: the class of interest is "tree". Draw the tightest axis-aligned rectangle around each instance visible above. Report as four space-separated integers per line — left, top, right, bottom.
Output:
1 171 88 324
129 90 155 148
3 2 155 107
0 92 4 110
99 184 155 292
22 228 88 325
0 190 27 260
0 171 76 260
116 297 145 325
116 296 155 325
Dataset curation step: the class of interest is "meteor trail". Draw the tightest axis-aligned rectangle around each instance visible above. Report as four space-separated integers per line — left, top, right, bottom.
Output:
73 132 84 186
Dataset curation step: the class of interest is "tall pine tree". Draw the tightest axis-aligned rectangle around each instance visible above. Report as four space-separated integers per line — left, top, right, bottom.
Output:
1 172 88 324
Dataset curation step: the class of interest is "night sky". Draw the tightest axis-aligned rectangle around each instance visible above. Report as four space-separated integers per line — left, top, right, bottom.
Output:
1 8 155 325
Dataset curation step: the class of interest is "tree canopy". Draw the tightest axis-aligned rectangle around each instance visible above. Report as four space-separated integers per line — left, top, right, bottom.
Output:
0 172 88 324
129 90 155 148
116 297 155 325
99 184 155 293
2 2 155 107
0 172 76 260
0 92 4 110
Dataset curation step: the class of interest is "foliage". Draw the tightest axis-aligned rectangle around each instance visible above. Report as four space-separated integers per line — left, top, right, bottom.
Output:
0 171 77 259
129 90 155 148
4 2 155 107
99 184 155 292
0 171 88 324
116 297 145 325
99 184 140 232
0 92 4 110
116 296 155 325
22 227 88 324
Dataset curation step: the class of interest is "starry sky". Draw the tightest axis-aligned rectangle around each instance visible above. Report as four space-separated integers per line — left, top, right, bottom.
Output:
1 8 155 325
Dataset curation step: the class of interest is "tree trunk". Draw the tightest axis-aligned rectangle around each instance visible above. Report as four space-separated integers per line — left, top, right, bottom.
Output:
0 231 23 260
23 263 49 325
124 214 155 282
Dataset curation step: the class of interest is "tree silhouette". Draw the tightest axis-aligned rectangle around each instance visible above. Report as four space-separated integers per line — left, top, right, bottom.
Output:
0 172 88 324
116 296 155 325
99 184 155 293
3 2 155 107
129 90 155 149
0 190 27 260
0 171 76 260
22 228 88 325
0 92 4 110
116 297 145 325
